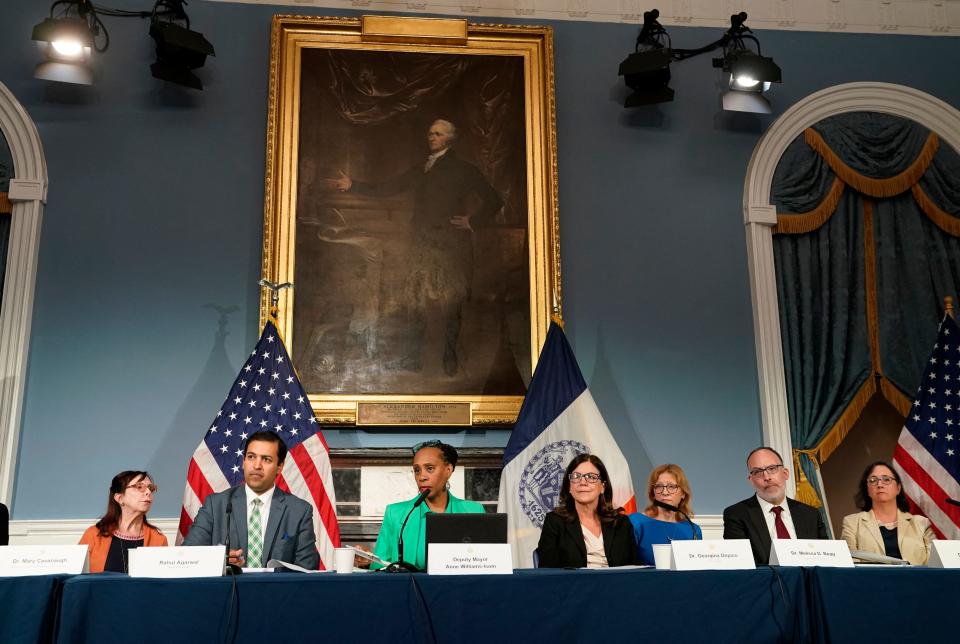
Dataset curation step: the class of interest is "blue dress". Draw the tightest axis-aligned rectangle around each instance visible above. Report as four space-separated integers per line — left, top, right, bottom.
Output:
628 512 703 565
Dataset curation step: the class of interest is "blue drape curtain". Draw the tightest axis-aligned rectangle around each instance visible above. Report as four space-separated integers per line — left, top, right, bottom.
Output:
770 112 960 513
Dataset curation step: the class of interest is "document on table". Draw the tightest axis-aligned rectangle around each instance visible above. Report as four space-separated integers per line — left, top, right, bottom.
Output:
266 559 333 573
849 550 910 566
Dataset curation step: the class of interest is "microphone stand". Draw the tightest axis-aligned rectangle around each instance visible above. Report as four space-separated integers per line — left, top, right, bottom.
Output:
224 485 243 575
383 490 430 573
654 500 699 540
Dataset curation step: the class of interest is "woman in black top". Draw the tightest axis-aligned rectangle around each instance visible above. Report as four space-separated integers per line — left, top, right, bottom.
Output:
537 454 637 568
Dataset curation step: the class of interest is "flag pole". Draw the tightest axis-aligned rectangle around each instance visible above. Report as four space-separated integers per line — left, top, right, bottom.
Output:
945 295 954 319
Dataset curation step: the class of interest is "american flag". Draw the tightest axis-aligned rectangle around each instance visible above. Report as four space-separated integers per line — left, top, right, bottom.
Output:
892 313 960 540
176 321 341 568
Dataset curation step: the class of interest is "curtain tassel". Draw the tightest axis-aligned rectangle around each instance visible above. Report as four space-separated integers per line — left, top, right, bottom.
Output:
792 449 823 508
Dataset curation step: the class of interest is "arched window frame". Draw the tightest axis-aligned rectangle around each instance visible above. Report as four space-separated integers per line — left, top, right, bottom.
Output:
743 82 960 498
0 82 47 508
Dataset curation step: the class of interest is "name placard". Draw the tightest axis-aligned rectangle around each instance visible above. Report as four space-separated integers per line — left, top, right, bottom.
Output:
768 539 854 567
127 546 225 578
671 540 755 570
927 540 960 568
0 545 89 576
427 543 513 575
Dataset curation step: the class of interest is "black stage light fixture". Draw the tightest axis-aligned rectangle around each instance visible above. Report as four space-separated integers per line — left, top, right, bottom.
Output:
713 13 781 114
619 10 674 107
727 51 781 90
149 0 215 90
31 1 102 85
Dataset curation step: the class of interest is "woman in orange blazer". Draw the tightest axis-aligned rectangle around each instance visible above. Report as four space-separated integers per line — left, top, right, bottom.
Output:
79 470 167 573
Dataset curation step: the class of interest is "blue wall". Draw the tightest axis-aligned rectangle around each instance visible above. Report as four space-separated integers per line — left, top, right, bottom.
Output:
2 0 958 519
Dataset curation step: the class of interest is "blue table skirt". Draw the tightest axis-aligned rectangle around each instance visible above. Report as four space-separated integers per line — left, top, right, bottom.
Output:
806 566 957 643
55 568 807 644
0 574 67 644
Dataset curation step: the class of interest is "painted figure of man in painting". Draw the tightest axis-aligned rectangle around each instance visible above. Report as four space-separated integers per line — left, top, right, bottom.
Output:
336 119 503 376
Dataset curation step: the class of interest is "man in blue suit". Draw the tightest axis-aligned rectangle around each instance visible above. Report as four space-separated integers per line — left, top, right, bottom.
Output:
183 431 318 569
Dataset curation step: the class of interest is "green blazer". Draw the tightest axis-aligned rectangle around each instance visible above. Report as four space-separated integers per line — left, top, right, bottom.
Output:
372 493 485 570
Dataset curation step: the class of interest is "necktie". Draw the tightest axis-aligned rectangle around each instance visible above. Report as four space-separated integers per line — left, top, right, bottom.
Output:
771 506 791 539
247 498 264 568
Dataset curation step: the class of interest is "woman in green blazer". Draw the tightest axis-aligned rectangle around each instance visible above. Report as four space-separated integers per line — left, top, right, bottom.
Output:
372 440 485 570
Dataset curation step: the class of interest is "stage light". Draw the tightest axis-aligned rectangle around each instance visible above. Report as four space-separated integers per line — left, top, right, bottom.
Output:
618 10 673 106
30 0 215 89
31 2 101 86
713 13 781 114
726 51 781 91
619 10 783 116
149 0 215 90
721 90 771 114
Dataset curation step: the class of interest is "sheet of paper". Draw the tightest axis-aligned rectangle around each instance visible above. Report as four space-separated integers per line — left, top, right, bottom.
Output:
350 547 391 567
265 559 332 573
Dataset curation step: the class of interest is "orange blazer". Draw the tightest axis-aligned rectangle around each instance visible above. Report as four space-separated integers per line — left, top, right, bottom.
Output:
79 524 168 573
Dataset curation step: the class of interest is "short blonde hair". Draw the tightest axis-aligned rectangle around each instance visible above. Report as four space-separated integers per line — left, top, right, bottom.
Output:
643 463 695 518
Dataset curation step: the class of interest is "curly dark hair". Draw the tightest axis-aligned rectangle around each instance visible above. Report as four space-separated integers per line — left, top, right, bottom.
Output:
553 454 623 526
854 461 909 512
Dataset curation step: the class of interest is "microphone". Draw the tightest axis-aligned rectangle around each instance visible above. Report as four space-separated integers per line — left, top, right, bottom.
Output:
946 498 960 507
223 485 242 575
654 499 699 540
413 488 430 509
385 489 430 573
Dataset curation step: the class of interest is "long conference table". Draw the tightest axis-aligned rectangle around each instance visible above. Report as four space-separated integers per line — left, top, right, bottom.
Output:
2 566 955 643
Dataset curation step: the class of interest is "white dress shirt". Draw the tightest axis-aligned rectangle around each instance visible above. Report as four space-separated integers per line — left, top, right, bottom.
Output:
423 147 449 173
756 494 797 539
581 525 608 569
244 484 275 540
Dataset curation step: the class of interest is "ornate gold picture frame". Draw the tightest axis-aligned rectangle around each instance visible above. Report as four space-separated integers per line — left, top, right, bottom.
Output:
261 15 560 425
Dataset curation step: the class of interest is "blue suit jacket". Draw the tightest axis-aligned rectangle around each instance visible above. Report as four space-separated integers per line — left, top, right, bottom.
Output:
183 486 319 570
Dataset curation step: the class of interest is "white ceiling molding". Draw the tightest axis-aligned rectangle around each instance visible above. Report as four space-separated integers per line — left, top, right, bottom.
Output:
209 0 960 36
741 82 960 498
0 82 47 509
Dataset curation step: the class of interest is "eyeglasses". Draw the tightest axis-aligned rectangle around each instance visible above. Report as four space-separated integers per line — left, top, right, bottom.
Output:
653 484 680 494
748 464 783 478
569 472 602 484
867 476 897 486
127 482 158 494
412 440 442 454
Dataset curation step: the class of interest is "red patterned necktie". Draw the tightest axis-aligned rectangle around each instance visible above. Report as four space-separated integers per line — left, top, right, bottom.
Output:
771 506 791 539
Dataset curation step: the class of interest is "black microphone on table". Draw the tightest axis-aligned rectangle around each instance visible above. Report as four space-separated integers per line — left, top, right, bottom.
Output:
384 489 430 573
653 500 699 540
223 485 243 575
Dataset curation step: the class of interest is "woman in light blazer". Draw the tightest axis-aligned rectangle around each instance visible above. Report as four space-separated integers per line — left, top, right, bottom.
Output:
841 461 935 565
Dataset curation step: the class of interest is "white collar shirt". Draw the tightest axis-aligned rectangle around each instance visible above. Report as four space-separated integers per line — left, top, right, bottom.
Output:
244 484 275 539
424 147 449 172
755 494 797 539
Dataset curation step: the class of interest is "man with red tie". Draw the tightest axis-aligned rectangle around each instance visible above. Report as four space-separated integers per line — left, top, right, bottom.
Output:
723 447 827 565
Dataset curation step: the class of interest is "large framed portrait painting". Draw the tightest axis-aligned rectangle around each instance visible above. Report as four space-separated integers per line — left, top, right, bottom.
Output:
262 15 560 425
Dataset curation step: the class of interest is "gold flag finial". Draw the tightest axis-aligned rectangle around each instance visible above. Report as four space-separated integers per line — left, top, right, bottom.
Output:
258 279 293 322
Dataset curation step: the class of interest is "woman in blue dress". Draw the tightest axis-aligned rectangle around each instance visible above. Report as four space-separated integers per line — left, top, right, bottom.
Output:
629 464 702 565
